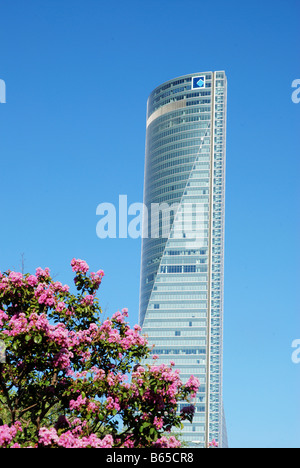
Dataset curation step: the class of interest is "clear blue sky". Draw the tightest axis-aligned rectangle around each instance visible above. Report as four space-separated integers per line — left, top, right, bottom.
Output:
0 0 299 448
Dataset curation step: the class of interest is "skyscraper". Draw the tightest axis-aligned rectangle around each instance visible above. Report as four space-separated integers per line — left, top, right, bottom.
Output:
139 71 227 448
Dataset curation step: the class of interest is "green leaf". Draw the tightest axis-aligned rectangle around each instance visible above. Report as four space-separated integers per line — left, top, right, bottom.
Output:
12 341 19 351
34 334 42 344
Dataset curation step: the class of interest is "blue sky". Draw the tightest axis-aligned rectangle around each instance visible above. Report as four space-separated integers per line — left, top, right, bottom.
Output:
0 0 299 448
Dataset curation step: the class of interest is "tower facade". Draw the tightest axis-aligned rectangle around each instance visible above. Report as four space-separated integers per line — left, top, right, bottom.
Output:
139 72 227 448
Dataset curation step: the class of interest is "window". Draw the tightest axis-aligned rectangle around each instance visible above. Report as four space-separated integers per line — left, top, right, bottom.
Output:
168 265 182 273
184 265 196 273
154 304 160 309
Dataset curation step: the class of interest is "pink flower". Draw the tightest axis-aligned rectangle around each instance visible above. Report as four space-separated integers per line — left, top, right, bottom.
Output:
0 277 9 291
8 272 23 286
90 270 104 289
37 289 55 307
53 348 73 370
0 309 8 326
29 312 50 332
56 302 66 312
26 275 38 287
36 267 50 279
87 401 99 413
99 434 114 448
69 394 87 411
154 436 181 448
153 417 164 430
39 427 59 446
51 282 69 293
185 375 200 397
6 314 28 337
39 426 114 449
106 397 121 412
71 258 89 274
120 436 135 448
112 311 125 324
0 422 22 448
209 439 219 448
56 430 76 448
81 295 94 306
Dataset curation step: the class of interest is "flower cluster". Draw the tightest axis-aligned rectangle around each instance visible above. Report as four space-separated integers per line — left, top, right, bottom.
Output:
0 259 199 449
185 375 201 398
8 272 23 286
99 312 147 351
71 259 89 274
36 267 51 279
39 426 114 448
132 362 184 406
0 422 22 448
154 436 182 448
209 439 219 448
90 270 104 289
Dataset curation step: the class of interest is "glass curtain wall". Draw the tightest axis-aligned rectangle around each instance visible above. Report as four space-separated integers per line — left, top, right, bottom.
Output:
139 72 227 448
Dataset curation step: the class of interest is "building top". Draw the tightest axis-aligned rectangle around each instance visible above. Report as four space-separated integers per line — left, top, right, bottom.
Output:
147 71 227 121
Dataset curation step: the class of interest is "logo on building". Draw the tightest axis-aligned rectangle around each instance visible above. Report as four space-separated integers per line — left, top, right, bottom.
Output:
192 76 206 90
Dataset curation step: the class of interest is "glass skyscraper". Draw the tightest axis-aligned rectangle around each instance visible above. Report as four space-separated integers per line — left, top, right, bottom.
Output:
139 71 227 448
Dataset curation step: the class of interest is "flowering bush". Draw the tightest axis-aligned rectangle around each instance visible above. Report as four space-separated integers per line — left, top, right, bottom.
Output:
0 259 199 448
208 439 218 448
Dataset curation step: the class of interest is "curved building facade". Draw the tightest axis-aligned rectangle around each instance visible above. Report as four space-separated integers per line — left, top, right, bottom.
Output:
139 72 227 448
